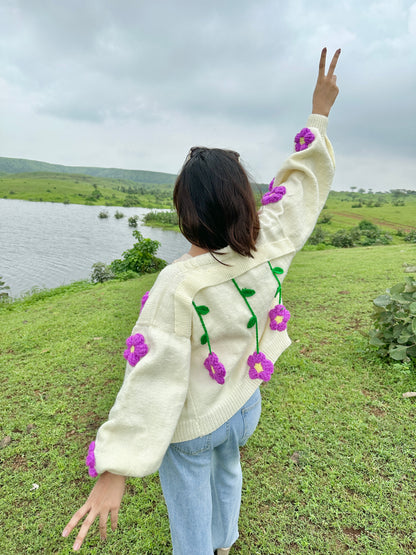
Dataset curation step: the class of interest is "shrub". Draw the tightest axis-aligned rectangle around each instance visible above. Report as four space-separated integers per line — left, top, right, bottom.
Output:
404 230 416 243
369 276 416 362
114 210 125 219
109 230 166 276
0 276 10 300
98 210 109 219
143 210 178 226
308 226 327 245
318 213 332 224
331 229 355 248
128 215 139 227
90 262 115 284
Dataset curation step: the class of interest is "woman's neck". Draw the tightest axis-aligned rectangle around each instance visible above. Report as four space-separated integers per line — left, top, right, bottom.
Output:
188 244 209 257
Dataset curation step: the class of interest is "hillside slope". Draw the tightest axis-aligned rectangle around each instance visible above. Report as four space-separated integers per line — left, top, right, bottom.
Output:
0 156 176 185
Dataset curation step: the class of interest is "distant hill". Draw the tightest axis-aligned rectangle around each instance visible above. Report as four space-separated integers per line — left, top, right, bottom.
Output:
0 156 177 185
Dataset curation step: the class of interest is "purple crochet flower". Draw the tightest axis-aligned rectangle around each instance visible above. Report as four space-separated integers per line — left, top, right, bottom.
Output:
204 352 226 385
295 128 315 152
261 185 286 205
123 333 148 366
269 304 291 331
247 351 274 382
85 441 98 478
140 291 149 312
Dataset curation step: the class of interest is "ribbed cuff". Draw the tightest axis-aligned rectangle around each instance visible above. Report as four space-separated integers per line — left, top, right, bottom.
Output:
307 114 328 135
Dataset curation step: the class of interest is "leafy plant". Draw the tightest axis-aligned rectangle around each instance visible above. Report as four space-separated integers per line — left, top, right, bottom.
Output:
307 226 327 245
317 213 332 224
404 230 416 243
98 210 109 219
90 262 115 284
369 276 416 362
128 215 139 227
143 210 178 226
0 276 10 300
110 230 166 275
114 210 125 219
331 229 356 248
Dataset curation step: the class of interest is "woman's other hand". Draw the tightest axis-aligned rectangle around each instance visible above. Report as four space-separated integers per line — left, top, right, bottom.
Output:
62 471 126 551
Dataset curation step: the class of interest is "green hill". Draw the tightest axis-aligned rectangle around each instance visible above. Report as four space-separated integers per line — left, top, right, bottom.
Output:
0 156 176 185
0 171 174 208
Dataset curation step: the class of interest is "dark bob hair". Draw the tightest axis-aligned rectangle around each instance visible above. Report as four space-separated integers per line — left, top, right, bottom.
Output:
173 147 260 258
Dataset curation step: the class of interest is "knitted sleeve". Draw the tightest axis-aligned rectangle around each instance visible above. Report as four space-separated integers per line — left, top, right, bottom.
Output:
91 324 191 477
259 114 335 251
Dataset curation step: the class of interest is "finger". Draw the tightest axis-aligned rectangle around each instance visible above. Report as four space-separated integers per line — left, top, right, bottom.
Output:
327 48 341 77
73 513 97 551
318 47 327 78
62 504 89 537
99 510 109 541
110 507 120 531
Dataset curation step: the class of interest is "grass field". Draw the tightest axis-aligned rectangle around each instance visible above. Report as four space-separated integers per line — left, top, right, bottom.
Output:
1 244 416 553
0 172 174 208
321 192 416 233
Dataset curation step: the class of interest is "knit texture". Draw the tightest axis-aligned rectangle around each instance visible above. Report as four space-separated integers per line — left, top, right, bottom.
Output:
93 114 335 477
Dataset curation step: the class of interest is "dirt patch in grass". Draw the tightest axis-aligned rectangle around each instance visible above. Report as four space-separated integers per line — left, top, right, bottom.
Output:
369 407 386 417
343 526 365 540
331 211 416 232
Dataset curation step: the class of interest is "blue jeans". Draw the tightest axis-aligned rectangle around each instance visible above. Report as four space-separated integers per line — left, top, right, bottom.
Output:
159 388 262 555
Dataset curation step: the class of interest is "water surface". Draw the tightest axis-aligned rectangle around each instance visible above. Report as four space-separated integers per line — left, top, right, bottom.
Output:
0 199 189 298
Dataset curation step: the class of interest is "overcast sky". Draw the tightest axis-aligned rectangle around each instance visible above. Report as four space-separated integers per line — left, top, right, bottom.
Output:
0 0 415 191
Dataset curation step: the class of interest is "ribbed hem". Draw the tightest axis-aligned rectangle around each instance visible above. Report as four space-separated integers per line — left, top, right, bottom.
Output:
171 332 291 443
172 378 261 442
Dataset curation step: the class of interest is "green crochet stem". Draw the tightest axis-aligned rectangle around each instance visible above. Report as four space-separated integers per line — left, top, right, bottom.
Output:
268 261 283 302
232 278 259 353
192 301 212 353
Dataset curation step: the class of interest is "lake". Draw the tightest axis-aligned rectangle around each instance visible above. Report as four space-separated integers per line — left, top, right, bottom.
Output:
0 199 189 298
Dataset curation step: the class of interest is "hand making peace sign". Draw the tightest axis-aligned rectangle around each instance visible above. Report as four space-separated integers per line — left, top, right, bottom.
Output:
312 48 341 116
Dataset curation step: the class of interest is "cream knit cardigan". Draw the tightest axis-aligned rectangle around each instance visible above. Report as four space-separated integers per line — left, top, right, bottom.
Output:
94 114 335 477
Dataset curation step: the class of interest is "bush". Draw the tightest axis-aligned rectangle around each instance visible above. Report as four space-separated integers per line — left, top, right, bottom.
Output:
98 210 109 219
128 215 139 227
318 213 332 224
109 230 166 276
308 226 327 245
331 229 355 248
143 210 178 226
404 230 416 243
0 276 10 300
90 262 115 284
369 276 416 362
114 210 125 219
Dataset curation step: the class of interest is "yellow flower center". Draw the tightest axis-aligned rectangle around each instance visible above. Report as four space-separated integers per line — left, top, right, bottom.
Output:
274 315 284 324
254 362 263 374
299 137 305 145
130 346 135 353
210 365 215 374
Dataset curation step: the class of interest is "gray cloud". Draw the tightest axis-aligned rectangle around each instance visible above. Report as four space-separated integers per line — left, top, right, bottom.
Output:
0 0 415 189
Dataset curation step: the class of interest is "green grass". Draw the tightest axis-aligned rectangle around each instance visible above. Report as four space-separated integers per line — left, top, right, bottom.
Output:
1 245 416 553
321 192 416 234
0 172 174 208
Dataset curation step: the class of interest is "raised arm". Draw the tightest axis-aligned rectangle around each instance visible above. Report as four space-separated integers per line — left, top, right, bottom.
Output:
259 48 341 251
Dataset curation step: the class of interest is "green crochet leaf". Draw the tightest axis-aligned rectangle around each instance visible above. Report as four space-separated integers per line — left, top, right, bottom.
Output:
200 333 209 345
241 288 256 297
272 267 284 275
247 315 257 328
196 305 209 315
